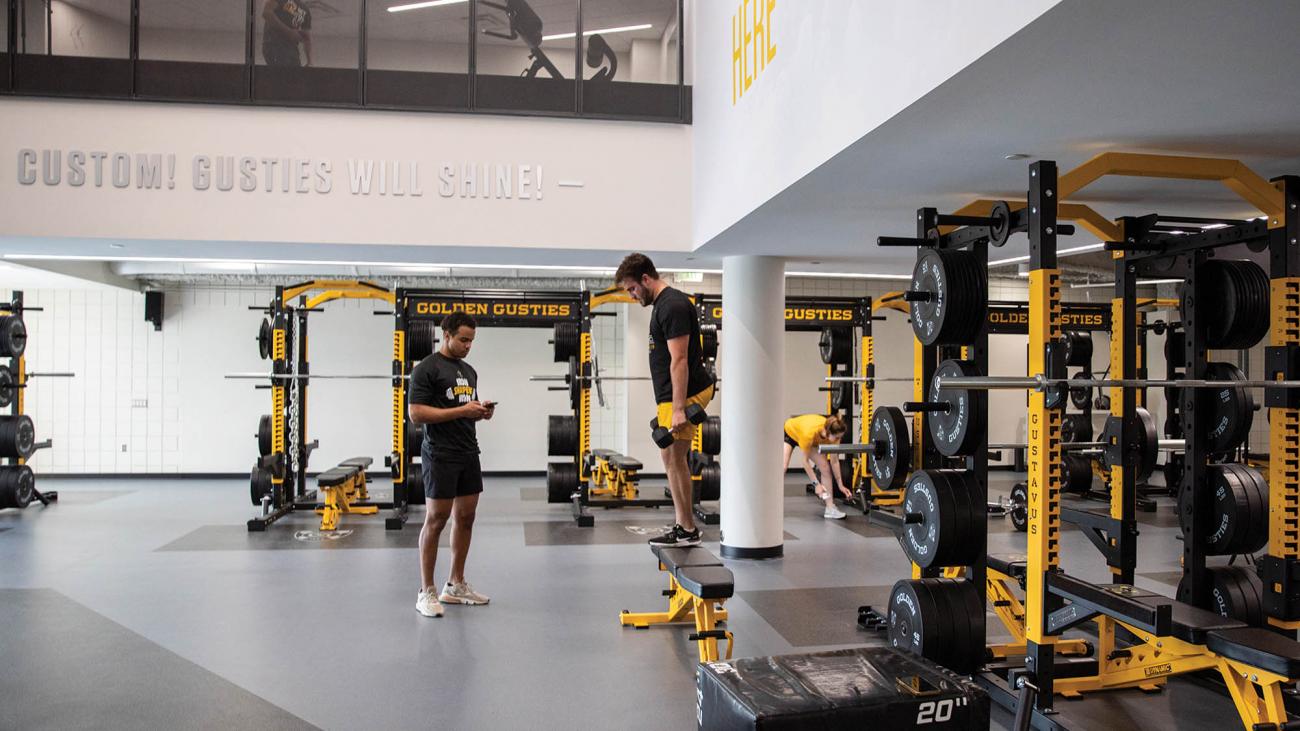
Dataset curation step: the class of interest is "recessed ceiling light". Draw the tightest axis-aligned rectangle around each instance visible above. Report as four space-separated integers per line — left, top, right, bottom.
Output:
1004 153 1031 160
109 243 125 249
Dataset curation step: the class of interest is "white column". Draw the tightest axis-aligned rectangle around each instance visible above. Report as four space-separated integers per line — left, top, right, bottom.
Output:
720 255 785 558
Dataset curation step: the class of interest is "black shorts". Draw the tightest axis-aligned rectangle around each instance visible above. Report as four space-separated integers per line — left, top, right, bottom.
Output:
783 433 799 448
421 441 483 500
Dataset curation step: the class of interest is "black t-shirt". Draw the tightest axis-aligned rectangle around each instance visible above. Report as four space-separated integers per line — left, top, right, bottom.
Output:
648 286 714 403
408 352 479 459
263 0 311 55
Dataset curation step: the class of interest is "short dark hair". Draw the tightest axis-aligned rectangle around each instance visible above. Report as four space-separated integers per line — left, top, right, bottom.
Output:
614 253 659 285
441 311 477 335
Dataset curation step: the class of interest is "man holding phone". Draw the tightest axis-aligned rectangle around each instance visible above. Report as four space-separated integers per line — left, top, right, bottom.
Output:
408 311 495 618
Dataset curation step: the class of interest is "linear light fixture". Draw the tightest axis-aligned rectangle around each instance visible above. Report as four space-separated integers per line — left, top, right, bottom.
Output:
542 23 652 41
989 242 1106 268
3 254 922 280
388 0 467 12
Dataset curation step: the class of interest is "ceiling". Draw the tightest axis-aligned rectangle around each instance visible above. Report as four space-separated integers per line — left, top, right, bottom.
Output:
694 0 1300 276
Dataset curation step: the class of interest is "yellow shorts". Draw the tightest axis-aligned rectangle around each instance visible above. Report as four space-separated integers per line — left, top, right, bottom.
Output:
656 385 715 444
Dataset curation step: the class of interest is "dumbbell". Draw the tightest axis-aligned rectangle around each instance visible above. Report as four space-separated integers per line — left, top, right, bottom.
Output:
650 404 708 448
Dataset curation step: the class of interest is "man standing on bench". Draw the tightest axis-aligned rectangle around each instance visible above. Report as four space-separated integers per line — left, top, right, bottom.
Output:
409 311 495 618
616 253 715 547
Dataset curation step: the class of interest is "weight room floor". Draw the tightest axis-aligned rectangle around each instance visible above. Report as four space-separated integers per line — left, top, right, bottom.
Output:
0 473 1250 730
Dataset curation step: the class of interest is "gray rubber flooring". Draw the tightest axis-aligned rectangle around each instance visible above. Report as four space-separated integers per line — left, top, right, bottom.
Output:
0 473 1250 730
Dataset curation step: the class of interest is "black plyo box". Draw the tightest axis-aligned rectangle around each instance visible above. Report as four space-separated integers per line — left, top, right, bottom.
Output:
697 647 988 730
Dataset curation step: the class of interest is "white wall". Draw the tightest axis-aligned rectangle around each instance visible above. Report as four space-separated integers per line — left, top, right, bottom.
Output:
11 283 583 474
689 0 1061 248
0 96 691 253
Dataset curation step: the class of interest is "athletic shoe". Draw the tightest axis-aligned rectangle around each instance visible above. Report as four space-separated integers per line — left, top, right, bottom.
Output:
416 588 444 617
823 507 847 520
648 523 701 546
440 581 490 606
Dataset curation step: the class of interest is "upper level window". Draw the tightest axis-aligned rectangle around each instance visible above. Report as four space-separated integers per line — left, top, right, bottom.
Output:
2 0 689 122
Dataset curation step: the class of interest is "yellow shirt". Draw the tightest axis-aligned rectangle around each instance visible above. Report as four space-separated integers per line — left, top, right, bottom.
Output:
784 414 829 453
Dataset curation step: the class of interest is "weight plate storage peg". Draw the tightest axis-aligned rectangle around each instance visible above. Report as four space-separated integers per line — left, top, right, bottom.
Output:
257 415 273 457
927 360 987 457
1179 463 1268 556
546 462 579 504
1188 259 1270 350
908 248 987 346
701 416 721 456
552 322 580 362
0 465 35 510
700 324 719 361
0 365 13 409
698 463 721 502
406 321 438 362
1061 454 1093 495
547 415 579 457
406 421 424 460
249 465 273 506
1061 332 1093 368
900 470 980 569
405 470 425 505
1061 413 1094 444
887 577 985 674
819 327 852 365
1069 372 1092 410
1009 483 1028 532
868 406 911 491
0 415 36 459
0 315 28 358
1177 565 1264 627
1203 362 1253 453
830 381 853 412
257 318 272 360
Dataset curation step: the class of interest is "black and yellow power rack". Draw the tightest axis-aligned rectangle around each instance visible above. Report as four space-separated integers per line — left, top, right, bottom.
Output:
243 280 412 532
862 153 1300 730
0 292 57 511
391 287 597 518
695 294 873 511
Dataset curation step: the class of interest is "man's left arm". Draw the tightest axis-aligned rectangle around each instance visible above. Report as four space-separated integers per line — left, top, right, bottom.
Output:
666 335 690 431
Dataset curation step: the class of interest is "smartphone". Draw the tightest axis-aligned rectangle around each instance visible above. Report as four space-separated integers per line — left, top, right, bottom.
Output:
484 400 499 408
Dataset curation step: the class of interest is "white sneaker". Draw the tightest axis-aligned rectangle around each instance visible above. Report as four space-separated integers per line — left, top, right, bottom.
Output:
416 588 444 617
440 581 490 606
823 506 847 520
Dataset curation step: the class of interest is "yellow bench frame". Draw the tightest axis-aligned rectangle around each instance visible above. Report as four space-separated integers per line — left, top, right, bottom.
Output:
620 560 734 664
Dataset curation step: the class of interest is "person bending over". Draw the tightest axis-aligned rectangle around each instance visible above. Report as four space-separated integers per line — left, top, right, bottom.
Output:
616 253 715 547
783 413 850 519
409 312 495 618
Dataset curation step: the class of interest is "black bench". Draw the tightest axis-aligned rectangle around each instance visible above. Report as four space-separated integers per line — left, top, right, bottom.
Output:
1207 627 1300 678
653 545 723 571
622 543 735 662
676 566 735 600
608 454 643 472
317 465 359 488
987 553 1028 581
340 456 372 470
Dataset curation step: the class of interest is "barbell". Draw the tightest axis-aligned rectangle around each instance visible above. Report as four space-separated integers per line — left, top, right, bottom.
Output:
0 369 76 409
827 374 1300 390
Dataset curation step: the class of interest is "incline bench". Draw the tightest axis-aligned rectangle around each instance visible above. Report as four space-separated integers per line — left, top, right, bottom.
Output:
316 457 375 531
620 544 734 663
587 449 643 500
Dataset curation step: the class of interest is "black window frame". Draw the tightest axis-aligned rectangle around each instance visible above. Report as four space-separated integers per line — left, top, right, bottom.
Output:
0 0 690 123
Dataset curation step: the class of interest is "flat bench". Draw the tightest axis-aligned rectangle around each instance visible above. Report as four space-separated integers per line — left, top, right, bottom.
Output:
622 544 735 663
588 450 643 500
987 553 1028 582
315 459 376 530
